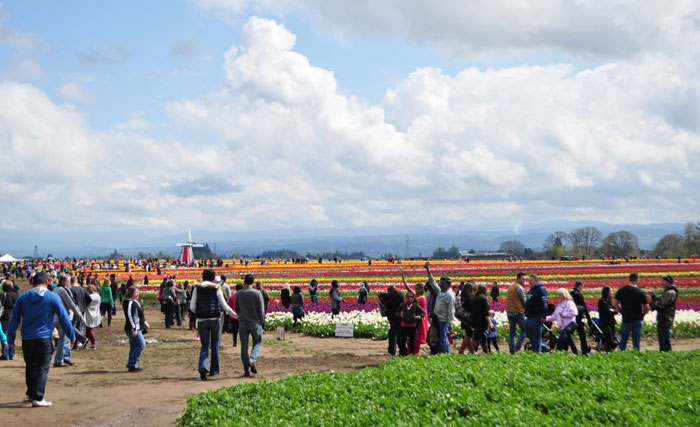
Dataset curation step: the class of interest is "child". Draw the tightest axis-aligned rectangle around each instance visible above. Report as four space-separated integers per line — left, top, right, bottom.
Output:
486 310 499 352
427 314 440 355
396 292 425 356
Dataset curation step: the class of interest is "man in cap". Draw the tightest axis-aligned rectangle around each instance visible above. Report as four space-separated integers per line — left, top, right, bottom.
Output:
424 262 455 354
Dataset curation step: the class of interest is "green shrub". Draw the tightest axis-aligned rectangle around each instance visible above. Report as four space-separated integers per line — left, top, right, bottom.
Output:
178 350 700 426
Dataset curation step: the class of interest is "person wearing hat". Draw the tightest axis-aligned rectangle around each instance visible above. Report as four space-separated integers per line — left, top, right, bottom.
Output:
424 262 455 354
649 275 678 352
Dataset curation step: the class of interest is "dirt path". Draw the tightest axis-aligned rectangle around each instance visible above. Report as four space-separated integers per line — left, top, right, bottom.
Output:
2 305 699 426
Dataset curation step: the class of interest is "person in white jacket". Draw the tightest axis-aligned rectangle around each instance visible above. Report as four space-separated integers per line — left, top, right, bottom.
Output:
546 288 579 354
84 285 101 349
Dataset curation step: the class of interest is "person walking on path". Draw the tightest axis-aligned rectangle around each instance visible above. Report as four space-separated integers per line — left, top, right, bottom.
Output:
649 275 678 352
506 273 528 354
227 284 243 347
424 262 455 354
1 281 19 359
524 274 548 353
615 273 649 351
190 269 237 380
7 272 74 407
84 285 101 349
234 274 265 377
99 278 114 327
123 286 149 372
597 287 617 352
546 289 579 354
470 285 492 354
53 275 86 367
329 280 344 316
571 281 592 355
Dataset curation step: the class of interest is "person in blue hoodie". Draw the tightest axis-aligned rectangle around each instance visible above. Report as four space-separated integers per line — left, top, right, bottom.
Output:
7 272 75 408
524 274 548 353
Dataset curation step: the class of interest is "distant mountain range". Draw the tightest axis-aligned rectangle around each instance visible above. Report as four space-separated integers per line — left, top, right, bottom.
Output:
0 220 687 258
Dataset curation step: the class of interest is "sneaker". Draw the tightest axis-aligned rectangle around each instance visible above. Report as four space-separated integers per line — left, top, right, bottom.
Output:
199 369 208 381
249 362 257 374
32 399 52 407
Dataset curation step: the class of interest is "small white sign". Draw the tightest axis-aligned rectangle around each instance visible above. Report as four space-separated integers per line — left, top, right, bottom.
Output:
335 323 354 338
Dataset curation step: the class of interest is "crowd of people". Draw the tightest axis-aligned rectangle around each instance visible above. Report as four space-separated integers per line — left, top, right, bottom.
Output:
0 258 681 409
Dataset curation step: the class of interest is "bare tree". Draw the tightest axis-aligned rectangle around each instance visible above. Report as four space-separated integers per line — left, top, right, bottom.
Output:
499 240 526 256
543 231 569 251
684 221 700 254
601 231 639 258
568 227 602 257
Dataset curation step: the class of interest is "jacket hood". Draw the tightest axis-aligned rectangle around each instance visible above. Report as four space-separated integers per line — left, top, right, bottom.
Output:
26 287 48 303
196 281 220 289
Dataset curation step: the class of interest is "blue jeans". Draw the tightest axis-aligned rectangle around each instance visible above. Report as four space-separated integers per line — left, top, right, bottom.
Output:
310 295 319 304
619 320 643 351
526 317 543 353
507 313 527 354
438 321 450 354
657 321 672 352
197 319 221 374
239 321 263 372
1 320 14 359
126 330 146 368
22 338 53 401
54 323 72 365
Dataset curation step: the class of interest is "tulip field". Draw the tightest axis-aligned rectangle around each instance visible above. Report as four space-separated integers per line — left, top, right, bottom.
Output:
85 258 700 339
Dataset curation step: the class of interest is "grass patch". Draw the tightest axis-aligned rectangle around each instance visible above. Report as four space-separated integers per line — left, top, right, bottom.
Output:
179 351 700 426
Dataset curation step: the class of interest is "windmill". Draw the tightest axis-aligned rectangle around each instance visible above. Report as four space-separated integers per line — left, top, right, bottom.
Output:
176 228 204 266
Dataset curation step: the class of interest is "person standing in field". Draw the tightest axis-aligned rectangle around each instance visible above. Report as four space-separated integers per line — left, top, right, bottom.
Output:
235 274 265 377
470 285 492 354
329 280 344 316
524 274 548 353
506 273 528 354
546 288 579 354
84 284 101 350
597 287 617 352
308 279 319 304
290 285 305 327
570 281 591 355
649 275 677 352
190 269 236 380
614 273 649 351
53 275 86 367
7 272 74 407
400 270 429 354
379 285 404 356
396 292 425 356
424 262 455 354
227 283 243 347
490 282 500 302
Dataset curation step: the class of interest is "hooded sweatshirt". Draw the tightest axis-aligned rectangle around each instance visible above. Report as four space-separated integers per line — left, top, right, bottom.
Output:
7 287 75 345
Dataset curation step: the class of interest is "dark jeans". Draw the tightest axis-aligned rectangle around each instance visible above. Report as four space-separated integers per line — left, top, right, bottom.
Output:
657 321 672 352
507 312 526 354
197 319 221 375
331 307 340 316
575 317 590 354
231 318 240 346
526 317 543 353
22 338 53 401
398 326 417 356
387 317 401 355
100 302 112 326
164 303 175 328
1 320 15 359
188 310 196 330
619 320 643 351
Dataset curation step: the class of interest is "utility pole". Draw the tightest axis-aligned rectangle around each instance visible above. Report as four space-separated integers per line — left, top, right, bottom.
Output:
34 245 39 259
405 235 410 259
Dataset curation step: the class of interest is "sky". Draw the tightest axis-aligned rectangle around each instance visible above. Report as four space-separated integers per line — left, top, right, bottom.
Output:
1 0 699 251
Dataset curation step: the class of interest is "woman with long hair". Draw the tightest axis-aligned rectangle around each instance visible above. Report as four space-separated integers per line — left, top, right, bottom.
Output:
84 284 101 350
597 286 617 352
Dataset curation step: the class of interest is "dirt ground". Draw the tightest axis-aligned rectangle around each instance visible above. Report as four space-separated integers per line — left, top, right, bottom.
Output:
2 300 700 426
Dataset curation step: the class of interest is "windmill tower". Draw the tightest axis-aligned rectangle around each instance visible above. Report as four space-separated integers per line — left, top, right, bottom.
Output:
176 228 204 266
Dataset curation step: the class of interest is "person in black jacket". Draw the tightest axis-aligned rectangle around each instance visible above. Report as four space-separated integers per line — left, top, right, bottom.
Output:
470 285 492 353
109 274 119 316
280 284 291 309
396 292 425 356
0 281 19 359
597 286 617 352
379 286 403 356
571 281 591 354
458 282 475 354
490 282 500 302
123 287 149 372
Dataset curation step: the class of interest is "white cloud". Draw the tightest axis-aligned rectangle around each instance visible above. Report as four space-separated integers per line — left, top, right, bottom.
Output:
195 0 699 59
59 82 94 103
2 16 699 236
0 59 42 81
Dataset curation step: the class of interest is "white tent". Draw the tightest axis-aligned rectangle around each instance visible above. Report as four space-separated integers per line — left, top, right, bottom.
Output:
0 253 19 262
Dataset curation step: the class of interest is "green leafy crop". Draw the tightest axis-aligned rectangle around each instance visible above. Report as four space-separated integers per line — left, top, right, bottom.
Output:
178 351 700 426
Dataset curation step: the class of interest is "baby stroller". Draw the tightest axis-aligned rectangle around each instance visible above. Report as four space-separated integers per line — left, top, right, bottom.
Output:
523 321 557 353
589 317 620 352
